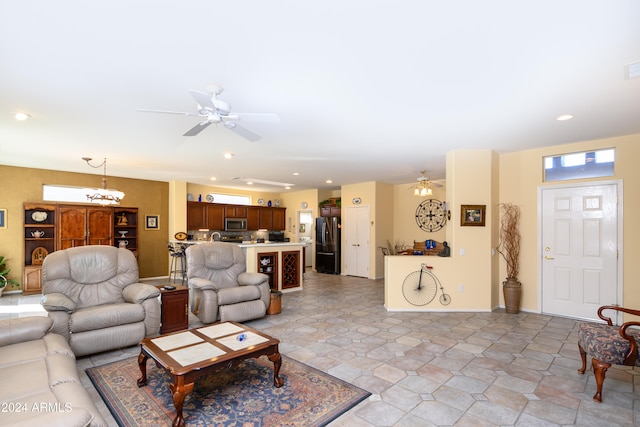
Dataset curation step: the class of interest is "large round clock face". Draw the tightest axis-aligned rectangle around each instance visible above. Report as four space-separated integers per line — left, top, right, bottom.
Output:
415 199 446 232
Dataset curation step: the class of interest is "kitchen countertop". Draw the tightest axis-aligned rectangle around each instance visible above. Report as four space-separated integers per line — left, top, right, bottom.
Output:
238 241 304 248
168 240 305 247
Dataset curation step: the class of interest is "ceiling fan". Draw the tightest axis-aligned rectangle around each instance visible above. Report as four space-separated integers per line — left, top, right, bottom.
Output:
137 84 279 141
413 170 444 196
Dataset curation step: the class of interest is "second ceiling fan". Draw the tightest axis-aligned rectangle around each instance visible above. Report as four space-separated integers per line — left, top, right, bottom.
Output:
137 84 279 141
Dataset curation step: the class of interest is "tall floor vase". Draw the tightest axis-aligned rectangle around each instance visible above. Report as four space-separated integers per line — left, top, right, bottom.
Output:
503 278 522 314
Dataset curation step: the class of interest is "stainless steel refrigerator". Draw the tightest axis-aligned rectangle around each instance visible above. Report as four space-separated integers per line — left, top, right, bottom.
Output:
316 216 340 274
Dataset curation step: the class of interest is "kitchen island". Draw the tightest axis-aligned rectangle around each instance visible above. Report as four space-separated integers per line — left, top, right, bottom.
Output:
240 242 304 292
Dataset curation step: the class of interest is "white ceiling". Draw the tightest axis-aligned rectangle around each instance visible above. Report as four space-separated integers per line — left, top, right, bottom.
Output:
1 1 639 192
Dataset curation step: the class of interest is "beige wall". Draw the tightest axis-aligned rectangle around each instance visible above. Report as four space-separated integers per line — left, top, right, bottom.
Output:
186 183 281 207
499 133 640 314
331 181 394 279
386 150 498 311
0 165 169 286
393 183 447 250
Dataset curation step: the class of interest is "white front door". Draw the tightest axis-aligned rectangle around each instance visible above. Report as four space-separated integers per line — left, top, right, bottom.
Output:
541 183 619 321
344 206 370 278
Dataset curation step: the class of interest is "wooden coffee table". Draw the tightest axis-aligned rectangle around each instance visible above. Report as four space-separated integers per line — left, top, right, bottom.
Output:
137 322 283 427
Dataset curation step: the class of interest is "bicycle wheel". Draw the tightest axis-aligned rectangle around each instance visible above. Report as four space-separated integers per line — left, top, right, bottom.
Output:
402 270 438 306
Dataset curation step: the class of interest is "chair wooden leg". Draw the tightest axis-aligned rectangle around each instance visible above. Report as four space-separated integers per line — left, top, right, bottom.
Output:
591 357 611 402
578 343 587 374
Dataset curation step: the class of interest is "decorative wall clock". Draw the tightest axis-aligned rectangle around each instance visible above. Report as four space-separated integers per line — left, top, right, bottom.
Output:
415 199 446 232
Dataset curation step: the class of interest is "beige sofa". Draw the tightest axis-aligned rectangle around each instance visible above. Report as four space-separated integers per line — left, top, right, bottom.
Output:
41 246 161 357
0 316 107 427
186 242 270 323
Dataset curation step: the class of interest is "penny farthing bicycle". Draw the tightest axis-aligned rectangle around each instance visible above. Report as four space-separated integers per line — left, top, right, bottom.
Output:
402 263 451 306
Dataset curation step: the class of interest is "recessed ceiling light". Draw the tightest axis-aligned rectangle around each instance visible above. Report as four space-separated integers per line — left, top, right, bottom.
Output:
210 177 216 181
224 153 234 159
326 179 333 184
292 172 300 176
247 181 254 185
285 186 291 190
556 114 574 121
14 112 30 121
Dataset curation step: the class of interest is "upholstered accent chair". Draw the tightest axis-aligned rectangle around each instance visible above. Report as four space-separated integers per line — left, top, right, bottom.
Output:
41 245 161 356
578 305 640 402
185 242 270 324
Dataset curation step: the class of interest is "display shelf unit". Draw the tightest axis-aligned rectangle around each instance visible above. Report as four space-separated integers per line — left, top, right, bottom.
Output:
23 203 57 295
114 208 138 256
258 252 278 291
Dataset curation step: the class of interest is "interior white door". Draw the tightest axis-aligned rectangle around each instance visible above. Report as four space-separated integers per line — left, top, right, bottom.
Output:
541 184 618 321
344 206 370 278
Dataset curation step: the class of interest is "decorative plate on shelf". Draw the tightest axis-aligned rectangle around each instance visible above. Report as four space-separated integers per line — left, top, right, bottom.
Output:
274 199 280 207
31 211 48 222
352 197 362 205
258 198 265 206
301 202 308 209
174 232 188 241
187 193 194 201
206 194 215 203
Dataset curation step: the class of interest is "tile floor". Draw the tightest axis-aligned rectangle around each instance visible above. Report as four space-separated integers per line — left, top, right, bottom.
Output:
2 272 639 426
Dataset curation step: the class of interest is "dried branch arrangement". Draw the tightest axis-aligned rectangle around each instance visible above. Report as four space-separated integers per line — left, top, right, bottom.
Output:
497 203 521 280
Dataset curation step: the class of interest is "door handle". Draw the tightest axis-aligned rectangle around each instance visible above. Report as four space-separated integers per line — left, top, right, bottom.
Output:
544 255 554 260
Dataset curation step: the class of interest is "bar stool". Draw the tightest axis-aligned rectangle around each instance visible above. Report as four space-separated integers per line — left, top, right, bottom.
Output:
168 242 186 285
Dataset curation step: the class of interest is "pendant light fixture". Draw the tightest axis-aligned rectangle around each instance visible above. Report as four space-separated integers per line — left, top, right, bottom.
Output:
82 157 125 205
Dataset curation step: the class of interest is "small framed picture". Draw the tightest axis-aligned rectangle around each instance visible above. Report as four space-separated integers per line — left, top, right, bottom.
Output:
145 215 159 230
0 209 6 228
461 205 486 227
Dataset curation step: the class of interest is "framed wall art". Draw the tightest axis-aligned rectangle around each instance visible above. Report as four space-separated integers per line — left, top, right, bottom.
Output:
460 205 485 227
145 214 159 230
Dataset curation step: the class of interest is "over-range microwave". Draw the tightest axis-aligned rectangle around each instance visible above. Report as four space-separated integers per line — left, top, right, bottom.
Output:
225 218 248 232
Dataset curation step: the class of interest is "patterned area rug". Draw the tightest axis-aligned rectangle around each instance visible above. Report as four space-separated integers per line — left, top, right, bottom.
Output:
87 355 370 427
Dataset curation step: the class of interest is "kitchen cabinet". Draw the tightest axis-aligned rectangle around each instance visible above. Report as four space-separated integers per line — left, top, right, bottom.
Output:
187 202 286 231
225 206 247 218
281 250 301 289
247 207 261 230
187 202 207 229
244 243 303 292
186 202 224 230
260 207 286 230
206 204 225 230
58 206 113 249
257 252 278 291
321 206 341 217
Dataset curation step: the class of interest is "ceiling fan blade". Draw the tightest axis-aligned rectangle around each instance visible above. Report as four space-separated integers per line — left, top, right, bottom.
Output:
183 120 213 137
224 122 261 141
227 113 280 123
137 108 197 116
188 90 216 111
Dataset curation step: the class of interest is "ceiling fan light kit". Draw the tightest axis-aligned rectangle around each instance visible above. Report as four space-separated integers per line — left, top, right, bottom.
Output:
414 170 433 196
137 84 279 141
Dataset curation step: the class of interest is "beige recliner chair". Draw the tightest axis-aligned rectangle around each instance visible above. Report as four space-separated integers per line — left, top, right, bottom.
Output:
41 245 161 356
186 242 270 324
